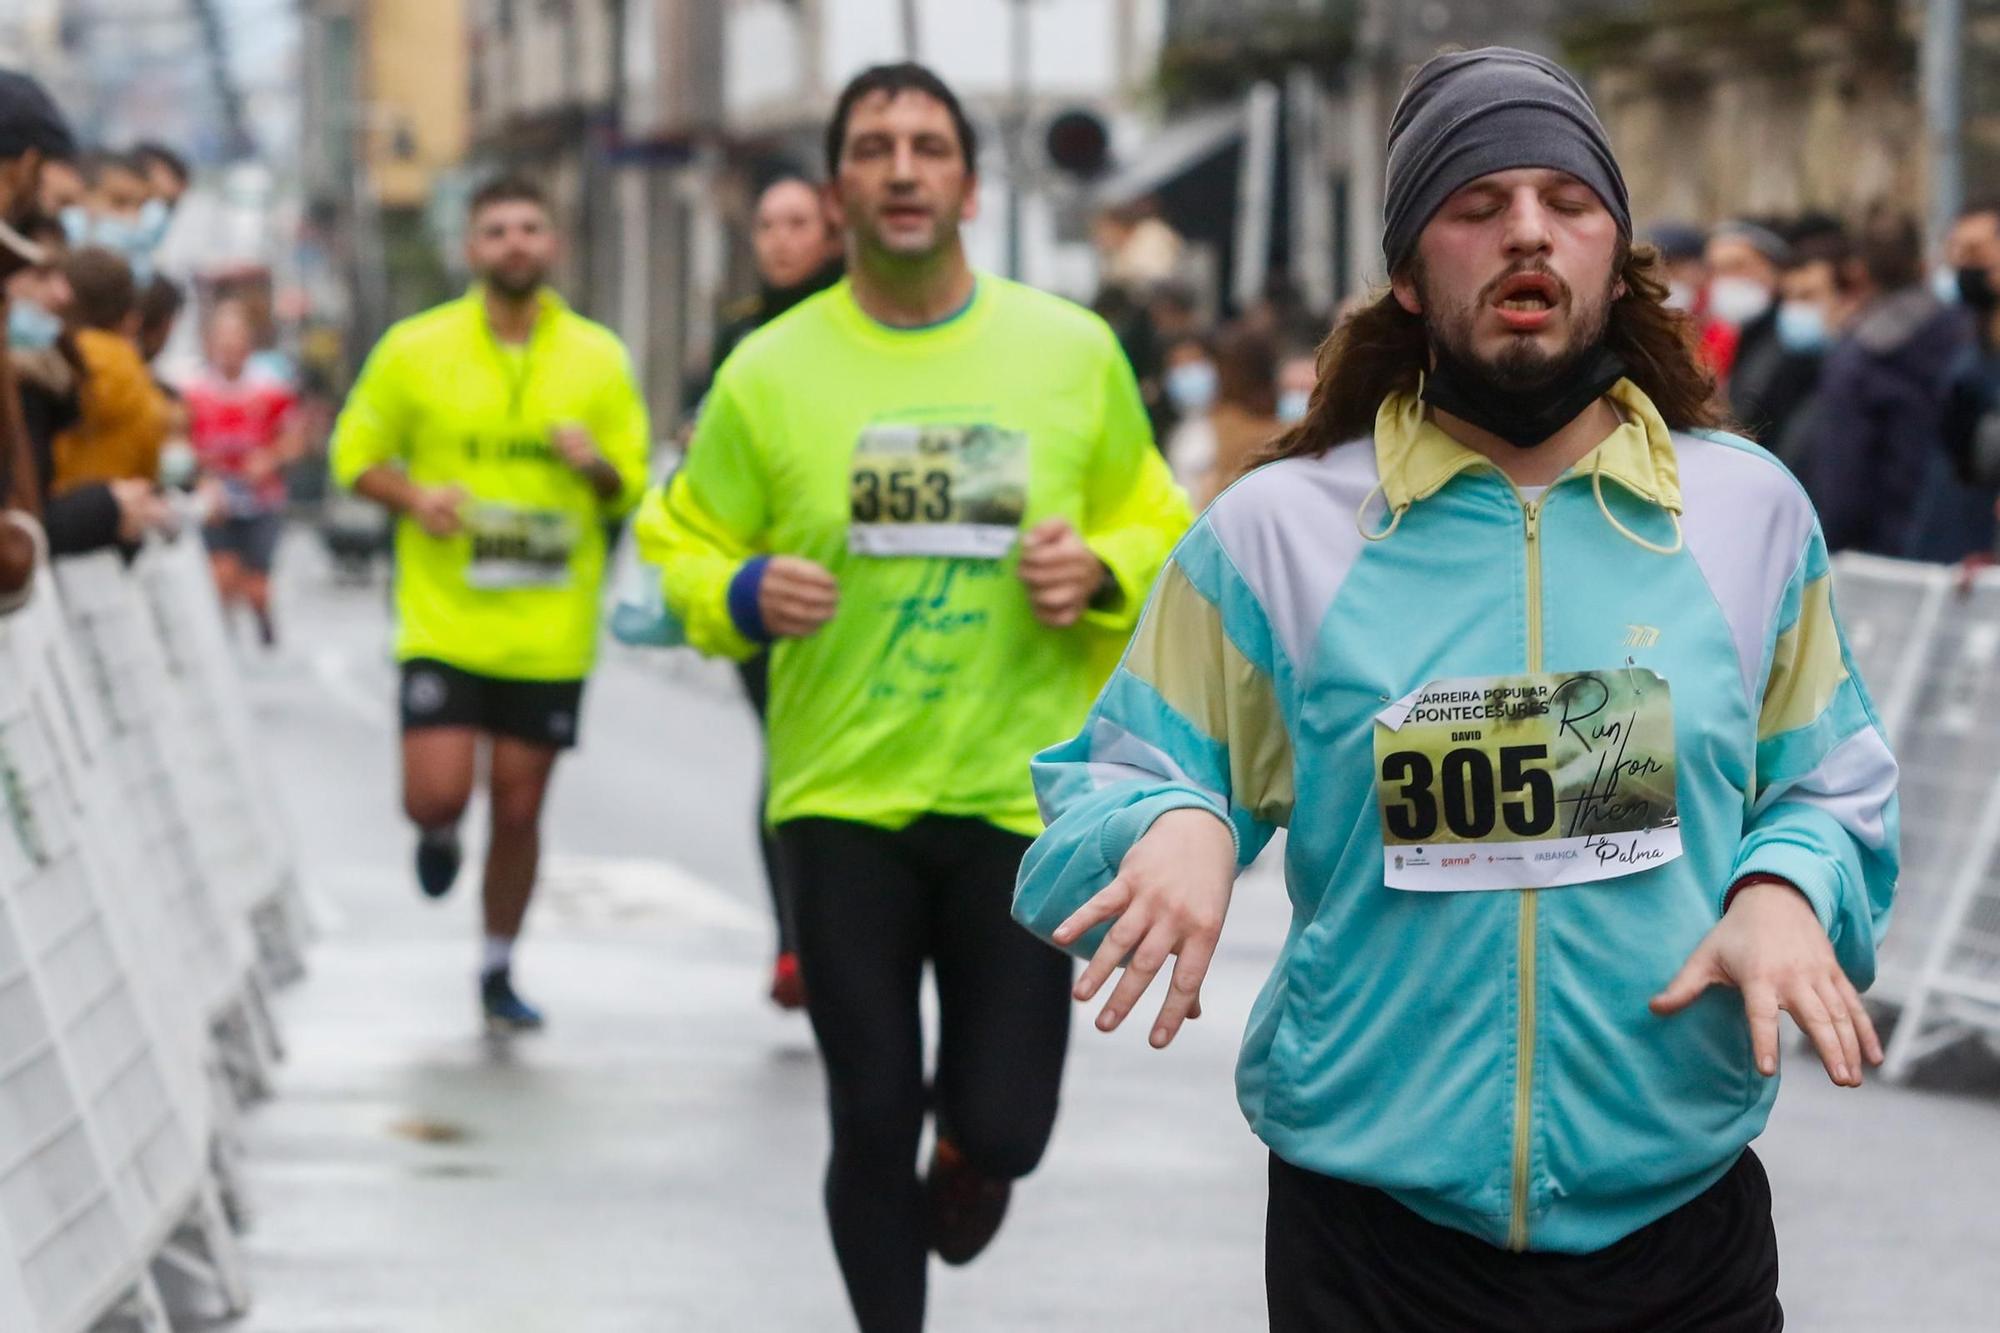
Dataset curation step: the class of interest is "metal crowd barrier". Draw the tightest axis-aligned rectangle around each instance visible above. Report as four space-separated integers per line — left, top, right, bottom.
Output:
1831 553 2000 1080
0 531 309 1330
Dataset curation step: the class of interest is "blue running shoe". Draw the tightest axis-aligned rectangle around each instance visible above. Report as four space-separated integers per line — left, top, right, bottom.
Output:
415 827 461 900
481 967 544 1034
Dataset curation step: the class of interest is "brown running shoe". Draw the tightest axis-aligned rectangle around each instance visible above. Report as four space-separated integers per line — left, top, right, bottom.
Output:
924 1137 1011 1266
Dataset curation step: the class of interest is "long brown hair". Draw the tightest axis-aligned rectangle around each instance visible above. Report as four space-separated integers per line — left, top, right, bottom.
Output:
1262 243 1724 465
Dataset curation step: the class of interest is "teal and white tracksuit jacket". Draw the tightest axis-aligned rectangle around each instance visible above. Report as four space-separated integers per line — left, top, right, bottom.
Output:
1014 380 1898 1253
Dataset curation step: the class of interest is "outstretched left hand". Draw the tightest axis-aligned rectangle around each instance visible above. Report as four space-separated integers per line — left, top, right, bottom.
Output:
1650 878 1881 1088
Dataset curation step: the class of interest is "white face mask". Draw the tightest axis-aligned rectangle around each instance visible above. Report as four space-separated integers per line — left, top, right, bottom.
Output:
1663 280 1696 313
1705 276 1772 327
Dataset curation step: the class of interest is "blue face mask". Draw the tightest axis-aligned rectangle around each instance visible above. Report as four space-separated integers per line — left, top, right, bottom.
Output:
1775 300 1829 354
7 298 61 350
1933 265 1963 306
1277 388 1311 425
134 198 171 251
1166 361 1218 415
61 205 158 283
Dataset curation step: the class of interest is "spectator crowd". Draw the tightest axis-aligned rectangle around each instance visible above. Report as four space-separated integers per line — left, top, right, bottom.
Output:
2 68 306 644
1091 198 2000 568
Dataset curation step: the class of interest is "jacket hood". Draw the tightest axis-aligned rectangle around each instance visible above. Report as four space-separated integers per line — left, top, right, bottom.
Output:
1851 288 1971 382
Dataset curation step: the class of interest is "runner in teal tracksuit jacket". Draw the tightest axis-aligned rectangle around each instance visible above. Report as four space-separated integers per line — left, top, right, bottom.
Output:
1014 377 1898 1254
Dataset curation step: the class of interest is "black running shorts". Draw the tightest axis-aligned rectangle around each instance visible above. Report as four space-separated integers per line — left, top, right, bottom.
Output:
398 658 585 750
1266 1148 1782 1332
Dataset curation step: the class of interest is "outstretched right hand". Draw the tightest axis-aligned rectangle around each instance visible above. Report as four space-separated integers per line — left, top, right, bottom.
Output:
759 555 840 638
1053 806 1236 1050
409 485 468 539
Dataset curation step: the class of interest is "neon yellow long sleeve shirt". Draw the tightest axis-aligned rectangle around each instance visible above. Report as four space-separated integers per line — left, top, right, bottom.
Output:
330 287 650 681
636 276 1191 834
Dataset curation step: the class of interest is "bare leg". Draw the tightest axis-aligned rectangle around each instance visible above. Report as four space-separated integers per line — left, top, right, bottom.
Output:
482 737 561 940
210 551 245 611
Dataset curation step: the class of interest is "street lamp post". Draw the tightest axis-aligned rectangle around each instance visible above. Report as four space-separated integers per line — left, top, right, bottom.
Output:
1923 0 1965 253
1006 0 1033 280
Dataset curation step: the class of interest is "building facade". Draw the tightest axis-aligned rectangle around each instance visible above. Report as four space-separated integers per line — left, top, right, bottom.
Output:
301 0 472 352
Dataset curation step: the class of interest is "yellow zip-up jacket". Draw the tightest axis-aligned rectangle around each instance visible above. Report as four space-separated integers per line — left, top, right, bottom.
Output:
330 287 649 681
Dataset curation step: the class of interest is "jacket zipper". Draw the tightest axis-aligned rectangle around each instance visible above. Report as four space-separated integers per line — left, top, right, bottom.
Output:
1509 493 1545 1252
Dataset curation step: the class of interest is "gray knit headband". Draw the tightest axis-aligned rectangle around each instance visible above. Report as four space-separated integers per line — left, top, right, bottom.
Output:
1382 47 1630 272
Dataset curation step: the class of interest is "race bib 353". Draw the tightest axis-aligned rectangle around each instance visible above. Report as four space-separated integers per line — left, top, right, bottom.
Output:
847 422 1029 559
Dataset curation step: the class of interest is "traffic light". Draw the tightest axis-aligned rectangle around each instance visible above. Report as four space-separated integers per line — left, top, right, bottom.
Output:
1045 109 1110 179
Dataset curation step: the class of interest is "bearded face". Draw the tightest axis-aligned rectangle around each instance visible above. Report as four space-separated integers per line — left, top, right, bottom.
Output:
1394 168 1623 392
1417 253 1617 392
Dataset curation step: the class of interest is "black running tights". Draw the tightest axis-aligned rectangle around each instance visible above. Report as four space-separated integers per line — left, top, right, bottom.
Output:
777 816 1073 1333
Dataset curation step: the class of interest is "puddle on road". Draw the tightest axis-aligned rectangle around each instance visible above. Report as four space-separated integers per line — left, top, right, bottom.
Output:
387 1116 472 1144
409 1161 497 1180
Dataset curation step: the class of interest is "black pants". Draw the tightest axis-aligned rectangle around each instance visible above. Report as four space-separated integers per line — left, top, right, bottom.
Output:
1266 1150 1782 1333
777 816 1073 1333
736 654 794 954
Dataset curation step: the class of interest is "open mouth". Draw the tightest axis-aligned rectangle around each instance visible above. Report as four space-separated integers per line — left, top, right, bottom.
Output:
1491 272 1562 312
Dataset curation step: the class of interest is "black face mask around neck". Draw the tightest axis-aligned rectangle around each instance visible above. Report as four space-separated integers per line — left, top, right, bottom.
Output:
1420 342 1629 449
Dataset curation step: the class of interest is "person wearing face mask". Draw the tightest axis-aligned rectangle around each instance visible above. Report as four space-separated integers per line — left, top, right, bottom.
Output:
1764 228 1854 472
1797 208 1975 559
1700 220 1786 388
62 152 170 286
1161 334 1220 493
1939 201 2000 521
0 68 81 609
1276 347 1317 427
1707 221 1819 444
1017 47 1893 1330
5 213 166 556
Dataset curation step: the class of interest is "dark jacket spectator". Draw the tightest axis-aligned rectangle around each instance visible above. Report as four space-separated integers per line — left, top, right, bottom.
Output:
1727 302 1822 447
708 254 844 388
1943 344 2000 494
1799 289 1970 556
1798 212 1974 558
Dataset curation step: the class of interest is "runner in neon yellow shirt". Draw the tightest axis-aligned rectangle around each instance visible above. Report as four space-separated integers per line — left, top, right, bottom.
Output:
330 176 648 1034
637 64 1189 1331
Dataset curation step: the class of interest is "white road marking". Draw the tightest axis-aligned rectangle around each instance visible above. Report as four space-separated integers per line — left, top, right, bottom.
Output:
537 854 765 933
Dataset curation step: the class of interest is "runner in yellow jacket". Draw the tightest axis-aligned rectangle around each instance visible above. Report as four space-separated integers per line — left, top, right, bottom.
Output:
330 176 648 1034
637 64 1188 1333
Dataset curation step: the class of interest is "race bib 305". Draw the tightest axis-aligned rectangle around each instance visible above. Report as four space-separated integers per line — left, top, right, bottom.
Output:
1373 668 1682 892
